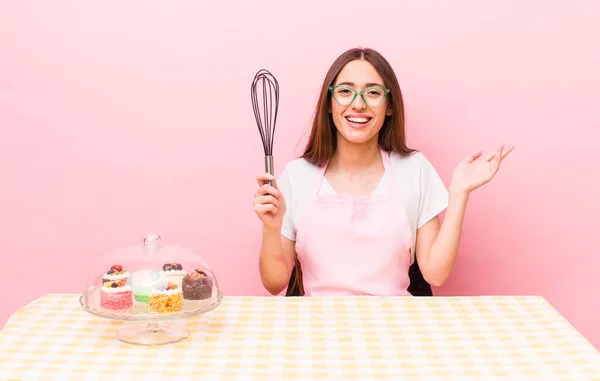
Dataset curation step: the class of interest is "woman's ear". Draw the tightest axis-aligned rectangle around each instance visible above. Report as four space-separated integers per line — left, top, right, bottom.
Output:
386 105 392 116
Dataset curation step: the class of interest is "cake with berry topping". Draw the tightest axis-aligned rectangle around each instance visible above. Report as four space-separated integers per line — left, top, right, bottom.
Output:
182 269 213 300
100 265 133 310
149 282 183 313
161 263 187 289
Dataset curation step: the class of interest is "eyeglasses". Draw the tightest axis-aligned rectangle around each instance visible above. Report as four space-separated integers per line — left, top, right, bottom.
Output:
328 85 390 107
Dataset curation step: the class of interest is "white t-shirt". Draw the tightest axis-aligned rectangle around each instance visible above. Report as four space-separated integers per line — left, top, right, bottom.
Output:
277 151 449 259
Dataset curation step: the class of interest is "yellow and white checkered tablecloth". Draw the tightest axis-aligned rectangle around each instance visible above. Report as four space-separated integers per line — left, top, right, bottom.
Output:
1 294 599 380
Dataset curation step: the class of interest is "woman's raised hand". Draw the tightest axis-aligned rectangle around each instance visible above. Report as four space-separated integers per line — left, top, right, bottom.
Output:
450 143 514 195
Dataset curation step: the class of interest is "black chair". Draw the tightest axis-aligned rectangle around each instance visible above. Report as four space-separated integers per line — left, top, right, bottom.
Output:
406 255 433 296
285 258 304 297
285 255 433 297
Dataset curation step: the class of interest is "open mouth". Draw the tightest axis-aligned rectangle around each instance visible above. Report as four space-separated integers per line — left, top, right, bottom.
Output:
345 116 372 128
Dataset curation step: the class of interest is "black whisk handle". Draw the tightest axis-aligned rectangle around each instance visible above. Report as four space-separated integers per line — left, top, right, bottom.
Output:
264 155 274 186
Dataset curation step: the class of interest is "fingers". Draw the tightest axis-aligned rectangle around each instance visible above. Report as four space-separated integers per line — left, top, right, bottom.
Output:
490 151 501 175
254 203 279 216
466 143 515 164
254 194 280 209
254 183 282 199
256 173 277 188
501 145 515 159
486 144 515 161
464 150 483 163
483 143 504 162
254 178 283 217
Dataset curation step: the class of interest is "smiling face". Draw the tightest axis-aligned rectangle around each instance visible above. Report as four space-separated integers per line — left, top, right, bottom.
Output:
329 59 392 146
302 47 413 167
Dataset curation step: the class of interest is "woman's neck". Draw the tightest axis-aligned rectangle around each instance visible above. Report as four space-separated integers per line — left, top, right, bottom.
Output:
328 135 382 174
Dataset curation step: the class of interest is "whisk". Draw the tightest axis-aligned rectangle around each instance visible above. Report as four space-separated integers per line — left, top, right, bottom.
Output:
251 69 279 186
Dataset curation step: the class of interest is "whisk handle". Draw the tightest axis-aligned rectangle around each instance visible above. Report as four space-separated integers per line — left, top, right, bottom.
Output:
265 155 274 186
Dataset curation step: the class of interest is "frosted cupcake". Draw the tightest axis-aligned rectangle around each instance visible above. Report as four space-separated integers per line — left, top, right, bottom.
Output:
149 282 183 313
100 265 133 310
161 263 187 289
131 270 161 303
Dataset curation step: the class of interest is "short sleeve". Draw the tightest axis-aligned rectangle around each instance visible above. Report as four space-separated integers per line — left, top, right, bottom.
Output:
417 154 449 228
277 166 296 241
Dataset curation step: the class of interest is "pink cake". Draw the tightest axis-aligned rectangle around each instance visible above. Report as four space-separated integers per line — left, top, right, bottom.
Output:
99 265 133 310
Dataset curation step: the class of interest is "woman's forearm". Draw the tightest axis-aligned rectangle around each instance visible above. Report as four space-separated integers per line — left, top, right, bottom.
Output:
426 190 469 286
258 226 291 294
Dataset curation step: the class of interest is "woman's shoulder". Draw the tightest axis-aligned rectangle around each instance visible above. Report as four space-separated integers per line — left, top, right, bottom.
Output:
389 150 445 186
389 150 429 171
280 157 321 180
277 157 320 204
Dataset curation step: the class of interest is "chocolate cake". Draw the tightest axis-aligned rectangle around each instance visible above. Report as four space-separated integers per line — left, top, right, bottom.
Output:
162 263 183 272
182 269 213 300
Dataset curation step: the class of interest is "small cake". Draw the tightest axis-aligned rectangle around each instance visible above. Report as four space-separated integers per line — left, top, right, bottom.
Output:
100 265 133 310
131 270 161 303
161 263 187 289
149 282 183 313
182 269 213 300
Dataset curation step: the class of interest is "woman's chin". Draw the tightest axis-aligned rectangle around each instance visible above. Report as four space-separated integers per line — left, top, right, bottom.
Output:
339 129 377 145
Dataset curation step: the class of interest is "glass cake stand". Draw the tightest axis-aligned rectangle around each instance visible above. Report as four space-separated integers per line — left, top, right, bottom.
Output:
79 233 223 345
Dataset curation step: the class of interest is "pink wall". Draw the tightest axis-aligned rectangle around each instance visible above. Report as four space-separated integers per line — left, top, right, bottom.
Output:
1 1 599 348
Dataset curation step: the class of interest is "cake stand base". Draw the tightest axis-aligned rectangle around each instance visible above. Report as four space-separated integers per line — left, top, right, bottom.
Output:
117 322 189 345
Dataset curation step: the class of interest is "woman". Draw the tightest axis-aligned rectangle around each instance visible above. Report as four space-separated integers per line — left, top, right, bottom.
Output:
253 47 513 297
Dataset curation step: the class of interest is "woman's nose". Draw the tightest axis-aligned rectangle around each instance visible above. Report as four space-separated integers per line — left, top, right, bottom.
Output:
351 95 366 110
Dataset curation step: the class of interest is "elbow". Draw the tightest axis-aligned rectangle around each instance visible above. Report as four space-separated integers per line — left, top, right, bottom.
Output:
422 271 448 288
419 254 453 288
263 281 286 296
259 272 288 295
427 277 445 288
258 261 289 296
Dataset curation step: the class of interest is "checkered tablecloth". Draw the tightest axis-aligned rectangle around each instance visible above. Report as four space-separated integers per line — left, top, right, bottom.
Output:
1 294 599 380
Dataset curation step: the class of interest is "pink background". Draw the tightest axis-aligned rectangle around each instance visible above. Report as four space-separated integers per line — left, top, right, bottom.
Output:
1 1 599 348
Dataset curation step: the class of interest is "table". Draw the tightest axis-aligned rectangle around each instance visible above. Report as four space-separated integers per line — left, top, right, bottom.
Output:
1 294 599 380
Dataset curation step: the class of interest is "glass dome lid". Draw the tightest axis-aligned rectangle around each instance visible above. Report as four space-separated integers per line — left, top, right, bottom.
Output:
80 233 223 322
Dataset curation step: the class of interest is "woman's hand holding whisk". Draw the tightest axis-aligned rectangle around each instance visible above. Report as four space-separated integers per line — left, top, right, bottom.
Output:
254 173 287 230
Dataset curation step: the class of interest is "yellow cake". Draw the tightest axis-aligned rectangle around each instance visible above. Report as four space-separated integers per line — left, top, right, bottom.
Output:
148 282 183 313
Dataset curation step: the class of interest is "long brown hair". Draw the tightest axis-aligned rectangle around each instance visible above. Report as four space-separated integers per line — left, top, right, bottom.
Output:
301 47 416 166
286 47 417 297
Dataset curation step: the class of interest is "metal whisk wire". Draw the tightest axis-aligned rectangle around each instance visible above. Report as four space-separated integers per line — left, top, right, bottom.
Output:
251 69 280 186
